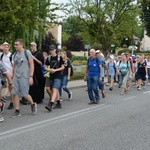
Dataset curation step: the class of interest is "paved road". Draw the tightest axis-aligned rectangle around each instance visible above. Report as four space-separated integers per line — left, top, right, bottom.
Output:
1 83 150 150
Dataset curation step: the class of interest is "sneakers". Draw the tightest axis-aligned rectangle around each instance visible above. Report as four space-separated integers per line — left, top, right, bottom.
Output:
60 98 63 102
10 110 21 118
68 92 72 100
53 102 62 109
109 87 113 91
31 103 37 114
7 103 14 110
102 92 105 98
138 88 141 91
89 101 95 105
45 102 54 111
0 116 4 122
0 102 5 113
95 100 100 104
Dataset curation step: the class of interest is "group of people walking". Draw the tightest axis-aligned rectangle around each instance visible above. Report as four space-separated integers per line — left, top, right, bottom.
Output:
0 41 149 122
85 48 149 104
0 40 72 122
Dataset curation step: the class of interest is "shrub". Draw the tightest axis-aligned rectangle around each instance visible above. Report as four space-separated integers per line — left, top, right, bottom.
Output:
71 56 87 62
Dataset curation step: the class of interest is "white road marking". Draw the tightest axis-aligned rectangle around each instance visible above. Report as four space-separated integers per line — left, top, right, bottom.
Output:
0 104 110 140
143 90 150 94
122 96 137 101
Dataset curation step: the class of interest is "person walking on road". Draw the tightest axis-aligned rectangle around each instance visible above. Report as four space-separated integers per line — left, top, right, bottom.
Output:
45 45 64 111
11 39 37 117
117 53 131 95
0 42 14 109
59 51 72 101
29 42 45 104
84 49 102 104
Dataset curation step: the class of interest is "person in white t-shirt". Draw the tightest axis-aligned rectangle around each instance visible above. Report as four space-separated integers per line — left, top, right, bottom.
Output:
0 42 14 109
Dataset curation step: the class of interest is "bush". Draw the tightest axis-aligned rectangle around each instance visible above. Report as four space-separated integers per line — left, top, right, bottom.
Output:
72 60 87 65
71 56 87 62
71 72 84 80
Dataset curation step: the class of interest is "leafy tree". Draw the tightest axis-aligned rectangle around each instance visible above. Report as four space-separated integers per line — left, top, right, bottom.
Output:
0 0 58 49
67 0 141 53
140 0 150 36
63 34 84 51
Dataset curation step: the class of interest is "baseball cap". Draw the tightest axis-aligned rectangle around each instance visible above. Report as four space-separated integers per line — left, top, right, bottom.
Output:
96 50 101 53
49 45 56 50
57 49 62 52
3 42 10 46
110 55 114 59
30 42 37 46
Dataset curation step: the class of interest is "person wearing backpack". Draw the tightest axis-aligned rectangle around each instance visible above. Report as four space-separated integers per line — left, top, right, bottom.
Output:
0 42 14 110
117 53 131 95
84 49 102 104
59 51 72 101
136 56 148 91
107 55 116 91
45 45 64 111
10 39 37 117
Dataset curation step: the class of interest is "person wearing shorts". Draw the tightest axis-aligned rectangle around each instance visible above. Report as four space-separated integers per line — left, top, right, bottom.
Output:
45 45 64 111
11 39 37 118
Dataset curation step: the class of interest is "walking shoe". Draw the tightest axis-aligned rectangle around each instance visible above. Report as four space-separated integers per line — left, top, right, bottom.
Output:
0 102 5 113
95 100 100 104
148 83 150 86
53 102 62 109
102 92 105 98
0 116 4 122
20 97 28 105
31 103 37 114
10 110 21 118
7 103 14 110
68 92 72 100
143 86 146 90
45 102 54 111
138 88 141 91
1 98 6 103
60 97 63 102
89 101 95 105
109 87 113 91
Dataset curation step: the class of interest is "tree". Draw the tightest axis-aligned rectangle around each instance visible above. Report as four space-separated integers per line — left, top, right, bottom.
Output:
63 34 84 51
140 1 150 36
0 0 59 49
67 0 141 53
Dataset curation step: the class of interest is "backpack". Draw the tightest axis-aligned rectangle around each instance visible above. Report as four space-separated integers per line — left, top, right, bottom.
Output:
87 57 99 66
13 49 29 61
1 52 14 66
48 55 60 69
119 60 129 69
107 62 116 72
70 64 74 76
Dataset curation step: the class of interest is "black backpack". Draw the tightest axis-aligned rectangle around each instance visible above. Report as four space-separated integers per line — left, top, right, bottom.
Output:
1 52 14 66
70 64 74 76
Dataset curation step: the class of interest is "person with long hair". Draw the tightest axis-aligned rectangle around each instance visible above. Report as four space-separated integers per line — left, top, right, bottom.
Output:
117 53 131 95
59 51 72 101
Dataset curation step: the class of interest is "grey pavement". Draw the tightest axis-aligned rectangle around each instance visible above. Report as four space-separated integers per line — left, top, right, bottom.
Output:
68 77 108 89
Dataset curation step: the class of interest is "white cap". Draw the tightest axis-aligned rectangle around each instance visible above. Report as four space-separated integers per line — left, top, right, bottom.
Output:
96 50 101 53
110 55 114 59
30 42 37 46
3 42 9 46
101 53 104 57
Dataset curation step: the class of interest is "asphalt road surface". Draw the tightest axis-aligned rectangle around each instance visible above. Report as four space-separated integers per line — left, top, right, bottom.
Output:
1 85 150 150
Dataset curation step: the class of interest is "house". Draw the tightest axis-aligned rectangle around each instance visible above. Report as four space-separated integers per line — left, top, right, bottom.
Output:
141 30 150 51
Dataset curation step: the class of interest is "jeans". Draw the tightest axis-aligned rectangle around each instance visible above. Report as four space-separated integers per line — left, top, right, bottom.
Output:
148 68 150 80
59 75 70 98
98 81 104 90
87 76 100 102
